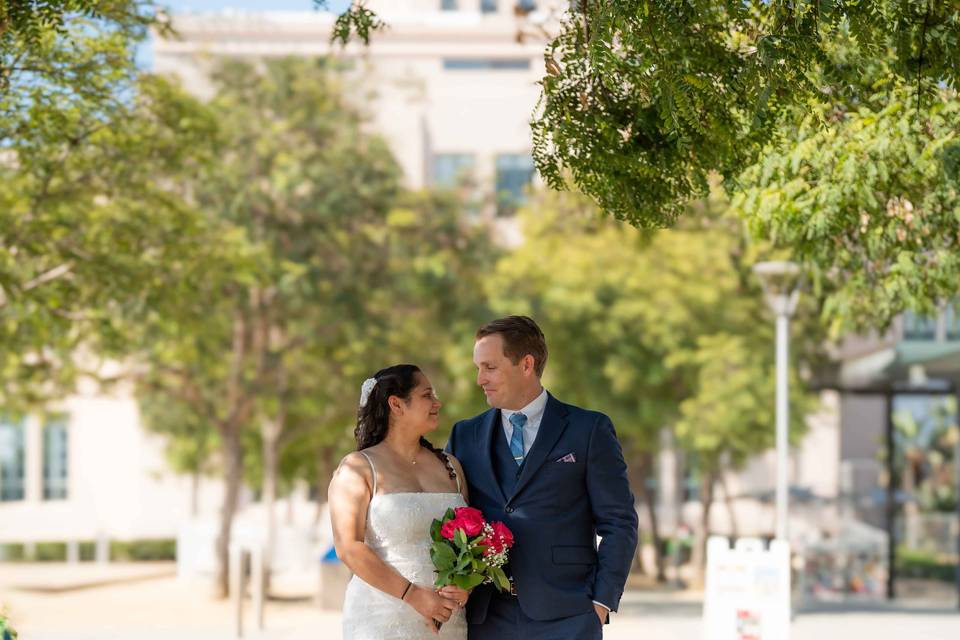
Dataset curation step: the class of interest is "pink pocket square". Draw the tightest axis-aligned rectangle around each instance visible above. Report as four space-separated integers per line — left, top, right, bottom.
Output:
555 453 576 463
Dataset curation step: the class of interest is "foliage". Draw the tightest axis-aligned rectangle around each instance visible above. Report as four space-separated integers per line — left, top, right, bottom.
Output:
0 610 17 640
487 188 817 469
892 395 958 513
732 84 960 335
0 5 239 412
110 538 177 561
313 0 384 46
896 546 959 583
532 1 960 227
0 1 158 81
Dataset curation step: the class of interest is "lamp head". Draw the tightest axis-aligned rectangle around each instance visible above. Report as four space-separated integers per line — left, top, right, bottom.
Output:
753 261 802 316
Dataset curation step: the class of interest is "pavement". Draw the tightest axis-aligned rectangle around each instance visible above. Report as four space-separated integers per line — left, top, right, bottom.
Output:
1 563 958 640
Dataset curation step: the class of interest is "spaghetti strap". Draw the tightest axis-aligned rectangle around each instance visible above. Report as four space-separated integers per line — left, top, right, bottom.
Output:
444 453 462 495
357 450 377 496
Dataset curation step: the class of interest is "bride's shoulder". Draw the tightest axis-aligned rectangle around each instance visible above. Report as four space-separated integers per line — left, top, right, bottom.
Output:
332 450 375 484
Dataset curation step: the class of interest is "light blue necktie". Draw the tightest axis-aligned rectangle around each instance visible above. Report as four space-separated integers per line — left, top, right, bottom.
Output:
508 412 527 466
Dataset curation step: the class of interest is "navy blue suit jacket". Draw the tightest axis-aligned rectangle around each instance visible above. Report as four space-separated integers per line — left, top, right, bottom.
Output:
446 393 638 623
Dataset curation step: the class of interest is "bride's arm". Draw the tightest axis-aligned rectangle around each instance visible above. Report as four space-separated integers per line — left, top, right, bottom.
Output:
328 453 459 625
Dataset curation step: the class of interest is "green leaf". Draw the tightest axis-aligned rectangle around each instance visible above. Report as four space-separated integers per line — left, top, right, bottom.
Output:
490 566 511 592
430 541 456 571
455 528 468 550
453 572 485 590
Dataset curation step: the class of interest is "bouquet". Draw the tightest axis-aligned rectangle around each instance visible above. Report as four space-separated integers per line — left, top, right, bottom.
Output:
429 506 514 594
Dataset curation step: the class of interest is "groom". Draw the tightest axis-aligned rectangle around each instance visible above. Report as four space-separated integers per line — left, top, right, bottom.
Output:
446 316 638 639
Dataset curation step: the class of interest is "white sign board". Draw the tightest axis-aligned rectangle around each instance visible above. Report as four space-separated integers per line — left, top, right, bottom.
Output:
702 536 791 640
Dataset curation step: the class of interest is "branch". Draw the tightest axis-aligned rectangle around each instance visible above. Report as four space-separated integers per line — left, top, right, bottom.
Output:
0 262 74 308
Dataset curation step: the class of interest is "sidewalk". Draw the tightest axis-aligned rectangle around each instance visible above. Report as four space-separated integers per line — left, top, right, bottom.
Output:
2 564 958 640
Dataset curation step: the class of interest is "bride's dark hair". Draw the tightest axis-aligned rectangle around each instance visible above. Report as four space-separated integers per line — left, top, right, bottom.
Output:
355 364 455 480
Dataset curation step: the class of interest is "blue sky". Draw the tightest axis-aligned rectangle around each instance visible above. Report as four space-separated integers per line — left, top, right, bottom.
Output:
141 0 352 68
160 0 350 12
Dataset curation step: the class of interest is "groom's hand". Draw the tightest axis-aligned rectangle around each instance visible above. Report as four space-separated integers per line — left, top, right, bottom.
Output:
594 603 609 624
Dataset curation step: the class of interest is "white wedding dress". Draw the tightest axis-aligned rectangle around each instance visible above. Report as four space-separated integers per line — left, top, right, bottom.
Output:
341 451 468 640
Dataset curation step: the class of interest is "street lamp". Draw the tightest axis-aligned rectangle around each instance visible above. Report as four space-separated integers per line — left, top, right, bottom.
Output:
753 261 802 542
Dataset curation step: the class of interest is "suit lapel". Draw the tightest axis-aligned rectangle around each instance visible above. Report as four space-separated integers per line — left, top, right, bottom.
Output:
507 393 569 504
477 408 507 504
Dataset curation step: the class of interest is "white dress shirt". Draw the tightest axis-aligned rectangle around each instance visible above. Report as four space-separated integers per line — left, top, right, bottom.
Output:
500 387 548 456
500 388 611 615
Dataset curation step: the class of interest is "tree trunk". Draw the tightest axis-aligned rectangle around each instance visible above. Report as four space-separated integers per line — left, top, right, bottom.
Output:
639 452 667 582
314 443 337 524
691 469 716 588
624 445 646 575
261 414 281 592
190 470 200 518
215 427 245 599
718 472 739 539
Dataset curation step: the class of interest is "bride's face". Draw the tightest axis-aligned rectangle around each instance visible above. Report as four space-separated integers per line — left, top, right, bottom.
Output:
396 373 442 434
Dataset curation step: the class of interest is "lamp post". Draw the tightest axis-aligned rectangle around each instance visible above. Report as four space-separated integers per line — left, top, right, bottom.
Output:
753 261 801 542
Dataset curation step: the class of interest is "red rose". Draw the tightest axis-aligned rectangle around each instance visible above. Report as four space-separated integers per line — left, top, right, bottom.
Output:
440 518 462 540
491 521 514 549
454 507 485 537
480 521 514 555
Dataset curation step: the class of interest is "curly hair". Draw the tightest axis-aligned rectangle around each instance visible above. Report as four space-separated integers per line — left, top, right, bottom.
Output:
355 364 455 480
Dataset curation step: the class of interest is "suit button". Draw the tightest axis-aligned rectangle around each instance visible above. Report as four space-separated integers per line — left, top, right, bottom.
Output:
505 506 514 513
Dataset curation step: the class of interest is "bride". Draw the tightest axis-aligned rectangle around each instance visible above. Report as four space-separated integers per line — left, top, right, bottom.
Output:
329 364 470 639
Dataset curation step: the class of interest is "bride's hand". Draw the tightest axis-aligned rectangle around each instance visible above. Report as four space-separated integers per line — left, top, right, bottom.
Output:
405 584 459 627
438 585 470 608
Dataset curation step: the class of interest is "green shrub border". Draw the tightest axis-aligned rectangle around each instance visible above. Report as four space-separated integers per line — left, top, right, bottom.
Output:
0 539 175 562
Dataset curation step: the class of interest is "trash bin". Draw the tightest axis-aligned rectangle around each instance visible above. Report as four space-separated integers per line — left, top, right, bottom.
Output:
318 546 351 610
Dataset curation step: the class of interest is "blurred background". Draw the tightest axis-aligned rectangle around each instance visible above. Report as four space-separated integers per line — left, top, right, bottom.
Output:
0 1 958 639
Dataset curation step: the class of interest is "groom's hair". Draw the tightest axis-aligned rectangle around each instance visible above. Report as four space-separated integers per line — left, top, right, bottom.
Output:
476 315 548 377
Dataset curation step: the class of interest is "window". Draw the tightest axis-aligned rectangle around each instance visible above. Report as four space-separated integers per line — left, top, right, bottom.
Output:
441 0 458 9
495 153 535 216
480 0 497 13
945 302 960 341
43 417 68 500
517 0 537 10
0 417 25 501
432 153 475 188
442 58 531 71
903 311 936 341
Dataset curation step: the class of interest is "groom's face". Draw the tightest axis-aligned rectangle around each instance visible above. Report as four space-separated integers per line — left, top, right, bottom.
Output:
473 334 528 410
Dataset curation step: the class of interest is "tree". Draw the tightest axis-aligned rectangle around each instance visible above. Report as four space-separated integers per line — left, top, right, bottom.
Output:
531 1 960 225
0 5 240 414
731 85 960 335
486 187 819 582
241 188 499 525
136 55 403 597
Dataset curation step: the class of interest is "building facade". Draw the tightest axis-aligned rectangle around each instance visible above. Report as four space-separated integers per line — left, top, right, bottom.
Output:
152 1 556 219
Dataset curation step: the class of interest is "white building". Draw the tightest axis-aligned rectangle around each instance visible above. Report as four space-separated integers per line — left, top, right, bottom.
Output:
0 373 225 556
153 0 556 220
